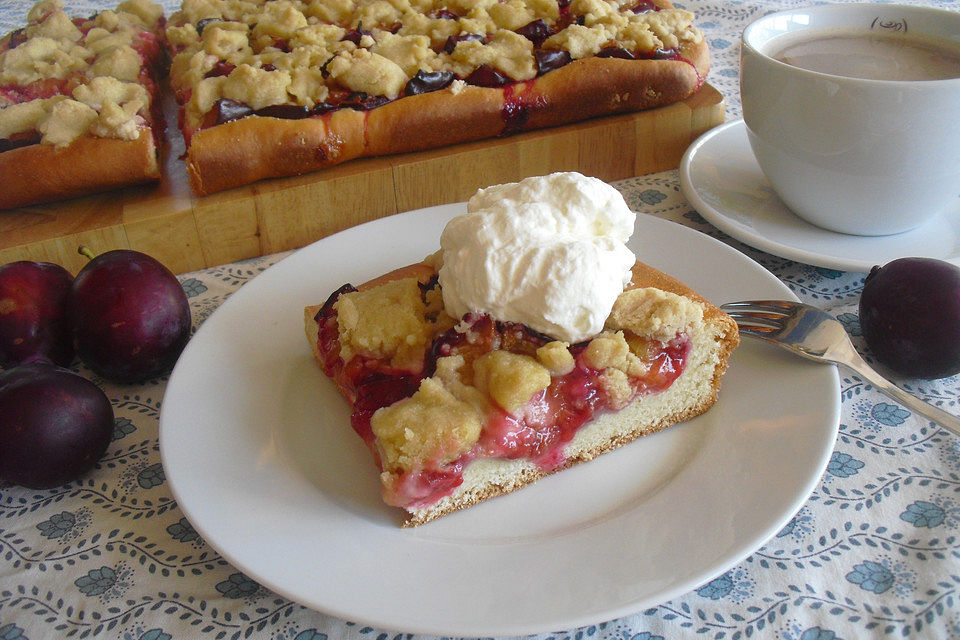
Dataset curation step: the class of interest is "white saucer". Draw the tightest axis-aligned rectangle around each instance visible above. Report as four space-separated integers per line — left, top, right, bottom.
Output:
679 119 960 272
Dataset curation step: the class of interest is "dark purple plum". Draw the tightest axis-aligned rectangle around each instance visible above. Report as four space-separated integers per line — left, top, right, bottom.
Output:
213 97 253 124
0 362 113 488
859 257 960 379
68 249 192 383
0 260 74 368
404 70 456 95
534 49 571 75
443 32 484 54
597 45 636 59
515 19 551 45
464 64 512 87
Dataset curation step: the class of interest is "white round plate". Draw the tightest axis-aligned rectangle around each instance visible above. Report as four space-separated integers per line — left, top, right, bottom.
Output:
680 119 960 272
160 204 840 637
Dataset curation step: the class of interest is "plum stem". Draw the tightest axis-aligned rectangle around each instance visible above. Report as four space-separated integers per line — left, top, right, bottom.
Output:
78 246 97 261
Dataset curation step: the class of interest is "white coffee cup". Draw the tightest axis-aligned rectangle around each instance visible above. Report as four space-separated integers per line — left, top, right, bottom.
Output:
740 4 960 236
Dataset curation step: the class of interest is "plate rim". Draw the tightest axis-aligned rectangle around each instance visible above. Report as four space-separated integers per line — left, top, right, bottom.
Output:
679 118 960 272
160 204 841 636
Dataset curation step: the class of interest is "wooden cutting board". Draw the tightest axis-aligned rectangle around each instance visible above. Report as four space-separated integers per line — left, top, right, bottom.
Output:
0 84 724 275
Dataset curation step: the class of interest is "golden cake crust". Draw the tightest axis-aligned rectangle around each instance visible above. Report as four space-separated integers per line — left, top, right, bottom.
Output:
0 131 159 208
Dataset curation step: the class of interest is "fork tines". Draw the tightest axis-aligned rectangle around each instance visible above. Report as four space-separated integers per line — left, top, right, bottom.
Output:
720 300 798 314
720 300 799 333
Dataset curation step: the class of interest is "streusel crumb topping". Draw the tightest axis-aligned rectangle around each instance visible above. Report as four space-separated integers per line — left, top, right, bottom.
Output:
371 376 483 472
606 286 704 342
0 0 162 146
583 330 648 378
334 271 698 474
536 340 575 376
164 0 703 131
334 276 435 371
472 349 551 415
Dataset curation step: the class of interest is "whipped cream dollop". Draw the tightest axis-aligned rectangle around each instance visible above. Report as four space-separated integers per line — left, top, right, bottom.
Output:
438 172 637 344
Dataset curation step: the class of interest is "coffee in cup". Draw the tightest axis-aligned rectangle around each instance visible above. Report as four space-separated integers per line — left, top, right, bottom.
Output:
771 29 960 81
740 4 960 236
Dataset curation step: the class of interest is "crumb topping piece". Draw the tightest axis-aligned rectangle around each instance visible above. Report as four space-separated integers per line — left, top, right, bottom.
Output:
221 63 293 109
583 330 648 377
334 277 433 371
326 48 408 99
371 375 483 472
1 36 90 85
536 340 575 376
38 98 99 145
473 349 551 415
606 286 704 342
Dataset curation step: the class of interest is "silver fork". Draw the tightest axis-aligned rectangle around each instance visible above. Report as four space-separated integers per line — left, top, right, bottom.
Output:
721 300 960 436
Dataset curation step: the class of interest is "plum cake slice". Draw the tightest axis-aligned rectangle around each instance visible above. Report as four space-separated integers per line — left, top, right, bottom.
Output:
304 257 738 526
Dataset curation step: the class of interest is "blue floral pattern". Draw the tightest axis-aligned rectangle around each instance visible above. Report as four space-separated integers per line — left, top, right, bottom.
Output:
799 628 844 640
846 561 895 595
899 500 946 528
2 0 960 639
166 517 201 544
776 507 815 542
826 452 864 479
112 417 138 441
35 512 76 539
0 624 26 640
75 567 118 596
216 573 261 599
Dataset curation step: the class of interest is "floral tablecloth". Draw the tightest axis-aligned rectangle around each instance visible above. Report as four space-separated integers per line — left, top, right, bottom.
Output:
3 0 960 639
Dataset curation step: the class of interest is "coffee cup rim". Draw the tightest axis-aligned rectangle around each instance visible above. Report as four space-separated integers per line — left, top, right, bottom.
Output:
741 3 960 86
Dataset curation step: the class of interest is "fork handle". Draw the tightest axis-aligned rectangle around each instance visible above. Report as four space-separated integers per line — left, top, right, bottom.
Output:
844 352 960 436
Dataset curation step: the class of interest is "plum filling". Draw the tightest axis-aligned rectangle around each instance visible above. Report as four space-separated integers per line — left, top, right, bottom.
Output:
535 49 572 75
404 70 456 96
334 92 391 111
598 45 681 60
205 91 390 126
5 27 27 50
443 32 485 54
516 19 552 46
598 45 636 60
195 17 219 35
314 285 690 510
0 77 79 103
204 60 236 78
0 132 41 153
342 24 372 46
501 83 548 134
631 0 661 13
465 64 512 87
